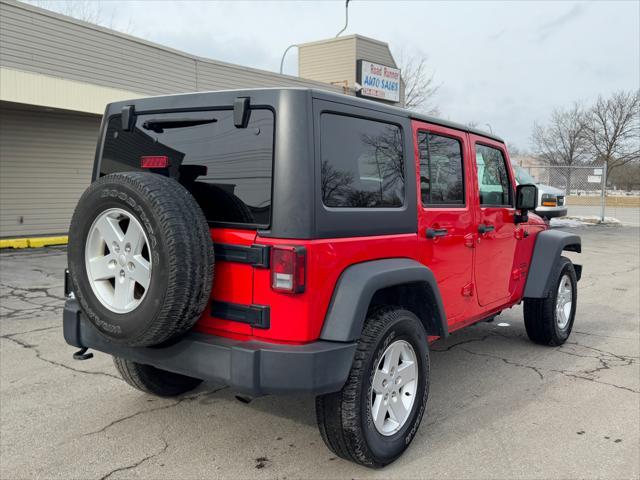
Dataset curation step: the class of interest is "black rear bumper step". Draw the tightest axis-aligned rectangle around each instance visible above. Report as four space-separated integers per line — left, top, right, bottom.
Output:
213 243 269 268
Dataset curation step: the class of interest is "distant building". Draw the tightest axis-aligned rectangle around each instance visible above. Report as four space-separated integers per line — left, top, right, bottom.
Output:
298 35 404 103
510 155 547 183
0 0 402 237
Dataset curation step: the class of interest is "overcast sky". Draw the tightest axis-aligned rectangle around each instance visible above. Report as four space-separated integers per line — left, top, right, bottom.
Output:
34 0 640 150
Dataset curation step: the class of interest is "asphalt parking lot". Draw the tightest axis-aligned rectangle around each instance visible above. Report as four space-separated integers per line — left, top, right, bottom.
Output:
1 226 638 480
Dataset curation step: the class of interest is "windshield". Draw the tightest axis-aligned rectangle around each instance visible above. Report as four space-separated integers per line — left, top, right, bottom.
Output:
514 166 537 185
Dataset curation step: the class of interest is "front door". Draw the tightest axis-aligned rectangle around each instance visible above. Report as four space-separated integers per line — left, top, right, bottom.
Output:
470 136 517 306
414 121 475 324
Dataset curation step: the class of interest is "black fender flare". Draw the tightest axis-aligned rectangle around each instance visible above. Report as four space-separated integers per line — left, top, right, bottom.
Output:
524 229 582 298
319 258 448 342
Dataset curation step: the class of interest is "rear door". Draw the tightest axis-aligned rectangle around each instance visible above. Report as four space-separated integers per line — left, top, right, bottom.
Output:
414 121 475 323
470 136 517 306
99 107 275 336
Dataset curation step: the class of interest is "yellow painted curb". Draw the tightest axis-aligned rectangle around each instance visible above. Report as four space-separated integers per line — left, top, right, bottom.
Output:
0 236 68 249
0 238 29 249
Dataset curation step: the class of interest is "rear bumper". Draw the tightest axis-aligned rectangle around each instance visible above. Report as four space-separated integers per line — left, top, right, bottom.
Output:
63 299 356 396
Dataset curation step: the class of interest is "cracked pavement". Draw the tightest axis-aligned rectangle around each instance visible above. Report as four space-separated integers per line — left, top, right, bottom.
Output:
1 226 638 479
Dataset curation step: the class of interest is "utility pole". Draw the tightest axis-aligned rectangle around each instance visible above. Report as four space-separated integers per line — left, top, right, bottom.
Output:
600 161 607 223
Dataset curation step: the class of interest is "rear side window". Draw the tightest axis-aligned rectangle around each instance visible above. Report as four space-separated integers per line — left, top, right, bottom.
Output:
320 114 404 208
418 132 464 205
475 144 511 206
101 109 274 226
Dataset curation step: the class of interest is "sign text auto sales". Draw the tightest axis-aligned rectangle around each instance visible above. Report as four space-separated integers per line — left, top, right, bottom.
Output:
356 60 401 103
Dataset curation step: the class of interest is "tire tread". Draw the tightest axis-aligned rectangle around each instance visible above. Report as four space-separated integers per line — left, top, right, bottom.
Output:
113 357 202 397
524 256 577 346
316 307 429 468
68 172 214 347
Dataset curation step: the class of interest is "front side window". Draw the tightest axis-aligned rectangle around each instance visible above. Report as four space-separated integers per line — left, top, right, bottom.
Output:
320 114 404 208
476 144 512 206
418 132 464 205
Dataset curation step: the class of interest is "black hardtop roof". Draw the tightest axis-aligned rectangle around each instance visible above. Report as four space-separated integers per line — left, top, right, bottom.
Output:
110 87 504 143
308 88 504 143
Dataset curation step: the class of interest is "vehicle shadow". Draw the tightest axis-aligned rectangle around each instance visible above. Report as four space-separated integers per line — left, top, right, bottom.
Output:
192 315 552 438
195 386 318 428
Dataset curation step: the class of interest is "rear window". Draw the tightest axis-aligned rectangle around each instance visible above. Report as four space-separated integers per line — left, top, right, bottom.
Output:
100 109 274 227
320 114 404 208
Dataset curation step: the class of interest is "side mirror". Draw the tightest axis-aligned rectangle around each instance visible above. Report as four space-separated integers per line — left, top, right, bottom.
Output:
515 184 538 223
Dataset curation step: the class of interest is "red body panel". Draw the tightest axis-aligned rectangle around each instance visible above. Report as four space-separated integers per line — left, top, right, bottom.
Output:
412 121 476 326
194 122 545 345
253 234 419 343
469 134 518 307
194 228 256 337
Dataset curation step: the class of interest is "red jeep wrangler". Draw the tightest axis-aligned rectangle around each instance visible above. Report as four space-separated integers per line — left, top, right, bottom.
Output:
63 88 581 467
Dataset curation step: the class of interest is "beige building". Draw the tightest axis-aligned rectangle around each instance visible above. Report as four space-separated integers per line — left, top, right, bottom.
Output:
0 0 402 238
298 35 403 100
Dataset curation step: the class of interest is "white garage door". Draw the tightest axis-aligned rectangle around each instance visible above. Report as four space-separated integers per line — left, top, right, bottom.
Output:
0 103 100 237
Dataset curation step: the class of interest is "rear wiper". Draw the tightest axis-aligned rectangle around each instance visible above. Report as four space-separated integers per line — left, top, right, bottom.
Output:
142 118 217 133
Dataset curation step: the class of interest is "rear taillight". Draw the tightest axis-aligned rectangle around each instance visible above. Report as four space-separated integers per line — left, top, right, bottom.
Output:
271 246 306 293
140 155 169 168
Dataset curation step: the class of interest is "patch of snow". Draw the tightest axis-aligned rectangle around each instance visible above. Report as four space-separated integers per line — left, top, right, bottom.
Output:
551 218 587 228
551 216 622 228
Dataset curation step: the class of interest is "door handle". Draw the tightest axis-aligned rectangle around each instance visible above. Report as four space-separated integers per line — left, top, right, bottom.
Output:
426 228 448 239
478 224 495 234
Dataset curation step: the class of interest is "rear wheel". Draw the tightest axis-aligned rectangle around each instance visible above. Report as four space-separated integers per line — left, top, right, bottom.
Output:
113 357 202 397
316 307 429 468
524 256 577 346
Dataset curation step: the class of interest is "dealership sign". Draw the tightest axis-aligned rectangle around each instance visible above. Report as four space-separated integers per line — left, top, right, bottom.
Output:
356 60 401 102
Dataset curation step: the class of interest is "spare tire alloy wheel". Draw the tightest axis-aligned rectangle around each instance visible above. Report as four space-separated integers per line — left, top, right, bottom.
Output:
85 208 151 314
68 172 214 347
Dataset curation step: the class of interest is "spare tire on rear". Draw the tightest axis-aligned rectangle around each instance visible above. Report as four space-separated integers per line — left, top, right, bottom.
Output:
68 172 214 347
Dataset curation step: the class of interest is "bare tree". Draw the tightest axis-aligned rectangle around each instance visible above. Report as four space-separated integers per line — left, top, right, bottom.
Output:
585 90 640 178
531 103 589 191
506 143 528 157
396 52 440 115
26 1 133 34
607 161 640 191
321 160 354 205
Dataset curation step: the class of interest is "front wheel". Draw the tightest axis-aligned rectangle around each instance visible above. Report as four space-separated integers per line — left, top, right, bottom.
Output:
524 256 578 346
316 307 429 468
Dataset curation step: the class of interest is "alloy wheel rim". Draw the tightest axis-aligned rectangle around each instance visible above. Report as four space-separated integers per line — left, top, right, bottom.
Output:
84 208 152 313
555 274 573 330
370 339 418 436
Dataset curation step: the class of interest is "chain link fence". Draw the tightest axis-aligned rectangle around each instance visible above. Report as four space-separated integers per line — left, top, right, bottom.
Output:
519 165 640 225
